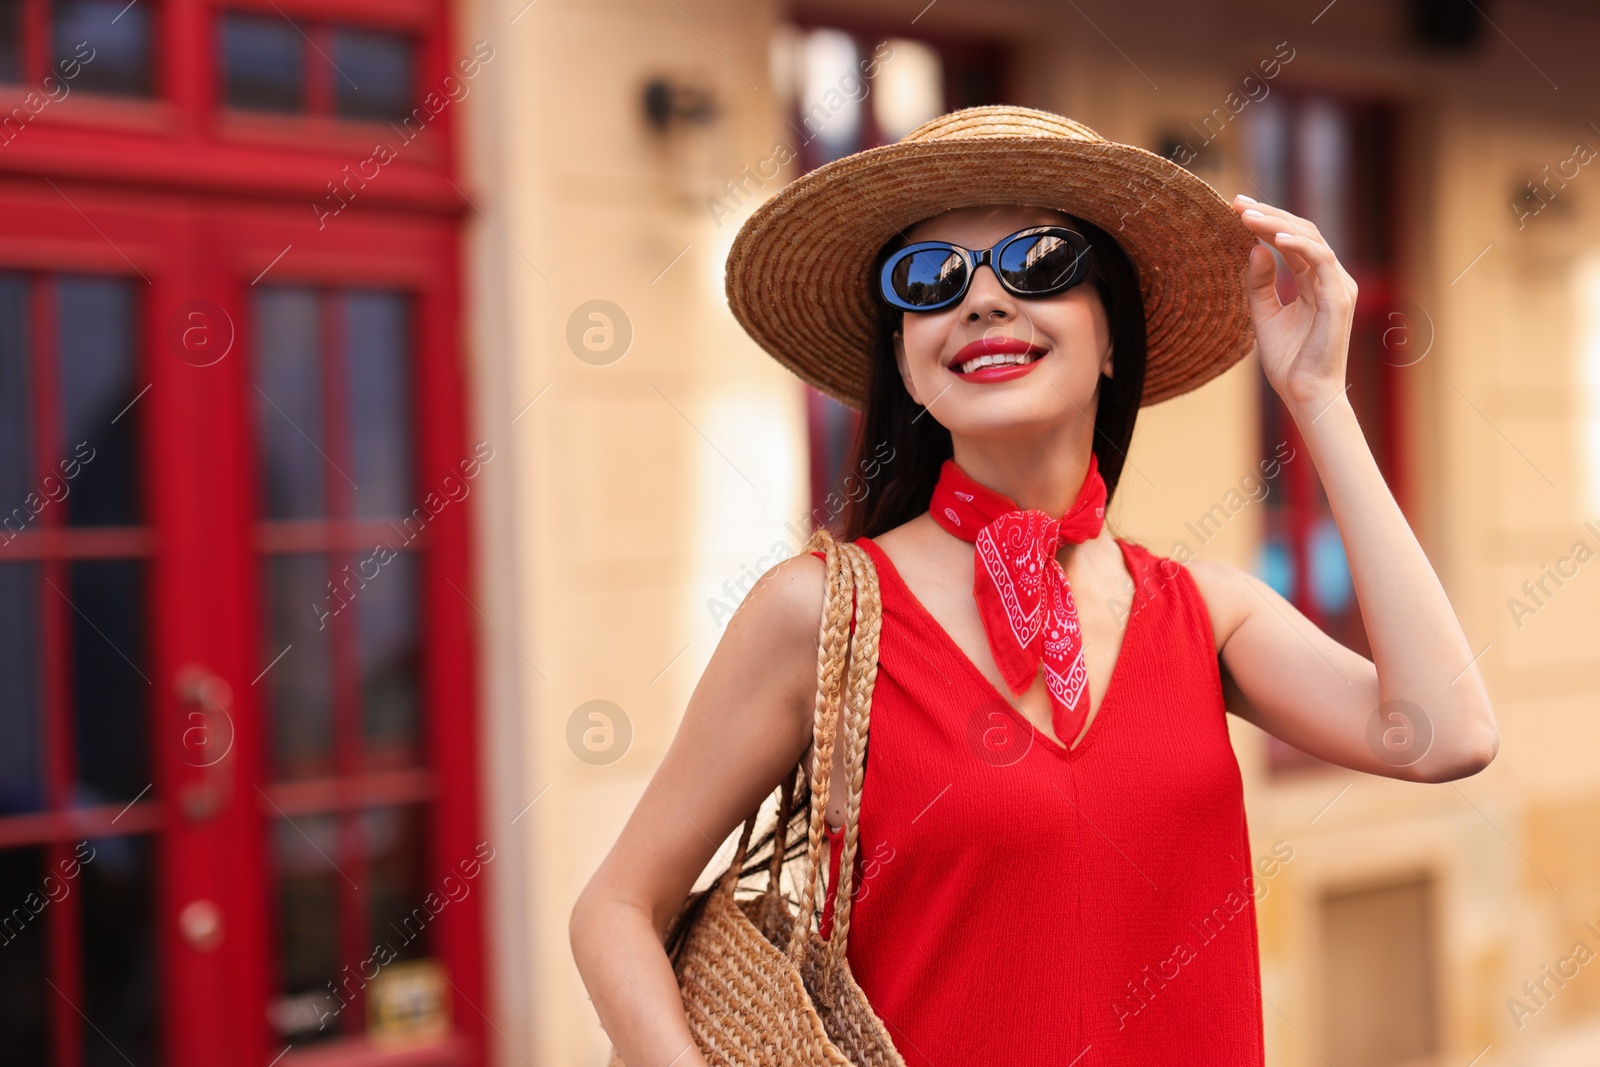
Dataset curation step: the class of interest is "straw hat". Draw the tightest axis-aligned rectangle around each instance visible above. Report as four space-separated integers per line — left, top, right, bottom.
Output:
724 104 1261 410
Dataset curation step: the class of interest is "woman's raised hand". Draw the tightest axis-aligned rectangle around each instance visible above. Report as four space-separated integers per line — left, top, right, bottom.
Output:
1232 193 1358 417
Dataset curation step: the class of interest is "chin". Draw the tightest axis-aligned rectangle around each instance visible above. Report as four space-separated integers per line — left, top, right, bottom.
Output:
938 395 1084 438
933 371 1097 437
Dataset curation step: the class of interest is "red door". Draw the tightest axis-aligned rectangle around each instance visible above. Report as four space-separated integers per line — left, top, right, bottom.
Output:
0 2 487 1065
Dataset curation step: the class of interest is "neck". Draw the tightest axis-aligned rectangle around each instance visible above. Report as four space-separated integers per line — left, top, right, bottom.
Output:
950 421 1097 515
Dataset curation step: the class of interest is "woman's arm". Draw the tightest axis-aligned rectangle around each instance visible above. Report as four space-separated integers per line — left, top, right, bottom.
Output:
1183 195 1498 784
569 551 826 1067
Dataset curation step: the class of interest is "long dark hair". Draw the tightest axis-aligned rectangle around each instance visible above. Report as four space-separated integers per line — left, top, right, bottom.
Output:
663 210 1150 961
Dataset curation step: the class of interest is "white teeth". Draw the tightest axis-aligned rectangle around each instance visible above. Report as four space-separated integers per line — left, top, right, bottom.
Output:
955 351 1037 375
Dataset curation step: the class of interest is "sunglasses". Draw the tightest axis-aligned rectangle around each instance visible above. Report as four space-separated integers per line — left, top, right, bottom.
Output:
877 225 1095 313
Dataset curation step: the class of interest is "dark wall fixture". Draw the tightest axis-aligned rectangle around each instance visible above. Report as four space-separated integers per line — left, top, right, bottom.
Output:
642 77 720 131
1407 0 1486 52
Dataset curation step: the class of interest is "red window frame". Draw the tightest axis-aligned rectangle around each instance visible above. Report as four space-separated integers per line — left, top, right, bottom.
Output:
228 202 485 1067
0 0 487 1061
0 254 162 1067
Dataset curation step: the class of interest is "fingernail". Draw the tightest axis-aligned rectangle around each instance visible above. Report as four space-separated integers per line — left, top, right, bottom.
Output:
1242 209 1265 219
1236 194 1257 203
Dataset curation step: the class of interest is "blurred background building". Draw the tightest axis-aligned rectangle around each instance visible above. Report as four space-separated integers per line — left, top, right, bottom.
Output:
1 0 1599 1064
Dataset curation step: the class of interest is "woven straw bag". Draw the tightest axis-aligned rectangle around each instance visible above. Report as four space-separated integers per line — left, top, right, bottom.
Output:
607 527 905 1067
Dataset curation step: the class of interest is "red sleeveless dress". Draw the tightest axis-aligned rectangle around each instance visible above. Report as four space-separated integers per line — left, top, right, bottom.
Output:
808 535 1264 1066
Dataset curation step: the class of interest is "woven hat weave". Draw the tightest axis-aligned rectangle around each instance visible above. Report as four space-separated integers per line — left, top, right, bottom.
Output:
725 104 1261 410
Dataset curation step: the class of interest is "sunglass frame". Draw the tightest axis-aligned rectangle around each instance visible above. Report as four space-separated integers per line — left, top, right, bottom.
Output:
876 225 1095 313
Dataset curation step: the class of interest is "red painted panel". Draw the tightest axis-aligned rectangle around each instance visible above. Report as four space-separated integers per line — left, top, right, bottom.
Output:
0 0 487 1061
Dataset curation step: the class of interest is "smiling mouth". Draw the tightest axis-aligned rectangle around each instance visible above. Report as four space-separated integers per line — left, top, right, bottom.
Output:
947 337 1049 379
952 348 1048 375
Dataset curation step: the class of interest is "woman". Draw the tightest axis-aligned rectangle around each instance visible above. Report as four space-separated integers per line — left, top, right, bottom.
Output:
570 107 1497 1066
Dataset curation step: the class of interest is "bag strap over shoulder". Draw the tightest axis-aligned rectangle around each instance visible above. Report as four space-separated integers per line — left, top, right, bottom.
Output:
788 527 881 964
819 540 881 956
711 527 882 965
718 529 842 896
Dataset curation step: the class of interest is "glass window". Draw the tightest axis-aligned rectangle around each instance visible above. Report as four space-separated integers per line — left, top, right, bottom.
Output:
255 285 431 1047
0 272 151 817
265 553 335 782
345 289 412 518
70 559 150 804
797 29 862 166
362 804 429 962
0 0 21 83
254 286 326 522
0 273 30 528
271 812 343 1047
220 10 305 113
0 565 43 815
80 834 158 1064
0 847 51 1061
58 276 141 527
358 550 420 771
871 38 941 141
332 26 413 122
53 0 153 97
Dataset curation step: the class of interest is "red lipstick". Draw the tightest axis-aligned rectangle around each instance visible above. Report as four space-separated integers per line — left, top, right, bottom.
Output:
948 336 1049 383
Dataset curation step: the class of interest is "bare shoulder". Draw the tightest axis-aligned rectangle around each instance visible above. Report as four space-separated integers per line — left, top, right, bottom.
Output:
730 547 829 657
739 547 825 630
1177 556 1258 654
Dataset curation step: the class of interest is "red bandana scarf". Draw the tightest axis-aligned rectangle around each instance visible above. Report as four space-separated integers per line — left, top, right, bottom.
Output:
928 452 1108 746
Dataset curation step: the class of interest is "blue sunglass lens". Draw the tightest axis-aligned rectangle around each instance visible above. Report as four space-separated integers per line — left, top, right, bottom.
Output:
888 247 968 308
997 231 1085 293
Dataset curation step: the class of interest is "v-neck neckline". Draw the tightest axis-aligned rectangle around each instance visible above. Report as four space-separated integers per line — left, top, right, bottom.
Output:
857 533 1147 763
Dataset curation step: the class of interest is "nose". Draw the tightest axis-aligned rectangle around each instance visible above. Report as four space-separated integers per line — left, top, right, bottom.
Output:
962 261 1018 322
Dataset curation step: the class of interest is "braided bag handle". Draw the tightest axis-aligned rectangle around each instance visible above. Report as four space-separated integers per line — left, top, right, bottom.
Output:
713 527 880 964
716 523 854 904
815 540 881 955
788 531 881 965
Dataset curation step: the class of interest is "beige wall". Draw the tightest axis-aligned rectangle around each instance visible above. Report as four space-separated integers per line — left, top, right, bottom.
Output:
458 0 1600 1062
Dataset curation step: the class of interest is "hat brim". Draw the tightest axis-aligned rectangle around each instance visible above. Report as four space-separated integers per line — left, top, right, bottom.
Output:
725 136 1260 410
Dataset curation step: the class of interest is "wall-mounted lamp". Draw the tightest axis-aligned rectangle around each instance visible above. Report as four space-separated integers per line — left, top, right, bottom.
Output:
642 76 720 132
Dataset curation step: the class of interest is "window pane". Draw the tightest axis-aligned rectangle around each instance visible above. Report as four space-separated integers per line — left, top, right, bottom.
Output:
71 559 149 804
872 37 941 141
53 0 152 97
364 804 429 962
220 11 305 113
332 27 412 122
265 553 335 781
0 847 51 1061
255 287 326 521
358 550 419 770
345 290 411 518
798 29 862 165
80 835 157 1067
0 273 29 524
0 0 18 87
272 813 343 1047
0 564 43 814
59 276 140 527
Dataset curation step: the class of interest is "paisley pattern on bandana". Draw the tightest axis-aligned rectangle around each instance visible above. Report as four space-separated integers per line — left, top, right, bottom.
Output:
929 453 1107 745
